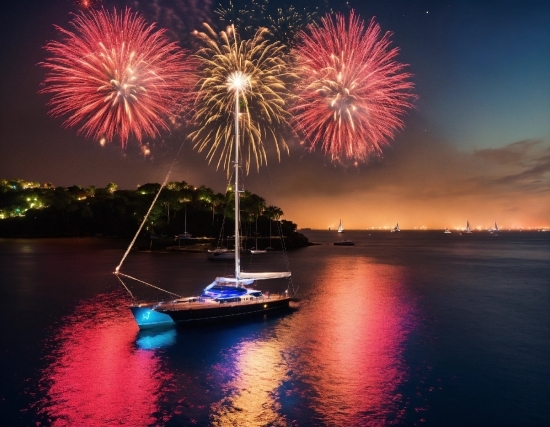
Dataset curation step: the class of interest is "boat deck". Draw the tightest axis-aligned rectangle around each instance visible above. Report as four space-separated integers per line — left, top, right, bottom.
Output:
137 294 289 312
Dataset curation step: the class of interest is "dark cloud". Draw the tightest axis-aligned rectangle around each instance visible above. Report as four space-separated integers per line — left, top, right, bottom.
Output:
473 139 543 165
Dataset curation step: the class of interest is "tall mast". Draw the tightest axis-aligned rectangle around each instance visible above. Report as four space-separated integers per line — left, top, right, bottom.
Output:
234 86 240 279
229 71 248 280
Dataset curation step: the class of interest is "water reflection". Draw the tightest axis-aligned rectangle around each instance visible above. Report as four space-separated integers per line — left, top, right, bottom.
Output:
209 337 289 426
136 328 177 350
289 257 415 425
35 258 414 426
37 293 169 426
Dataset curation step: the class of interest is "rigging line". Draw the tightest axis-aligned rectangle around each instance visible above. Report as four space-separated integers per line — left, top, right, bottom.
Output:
216 168 234 249
265 162 298 296
115 272 183 298
114 272 136 302
115 140 187 274
275 216 297 296
265 162 294 268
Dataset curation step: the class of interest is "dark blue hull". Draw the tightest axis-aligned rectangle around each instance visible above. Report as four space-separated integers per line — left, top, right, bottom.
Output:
131 297 292 329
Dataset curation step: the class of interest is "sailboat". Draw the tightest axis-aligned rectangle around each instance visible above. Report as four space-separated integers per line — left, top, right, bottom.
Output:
170 204 192 250
250 216 267 254
116 82 293 328
207 205 235 260
177 204 192 240
444 228 451 234
461 220 473 234
207 246 235 260
488 222 499 234
337 219 344 233
391 223 400 232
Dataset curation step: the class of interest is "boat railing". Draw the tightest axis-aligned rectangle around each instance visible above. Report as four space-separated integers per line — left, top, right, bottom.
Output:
156 293 287 309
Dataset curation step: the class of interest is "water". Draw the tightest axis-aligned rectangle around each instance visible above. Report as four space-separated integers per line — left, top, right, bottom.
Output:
0 231 549 426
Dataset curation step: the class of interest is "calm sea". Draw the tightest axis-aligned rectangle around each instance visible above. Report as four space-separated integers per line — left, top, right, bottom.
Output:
0 231 549 426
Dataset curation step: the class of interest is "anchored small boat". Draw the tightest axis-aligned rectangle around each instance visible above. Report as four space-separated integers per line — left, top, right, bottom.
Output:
461 221 473 234
334 240 355 246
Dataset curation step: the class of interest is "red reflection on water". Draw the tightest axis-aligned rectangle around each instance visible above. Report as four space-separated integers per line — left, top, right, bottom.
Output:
38 294 168 426
296 258 415 425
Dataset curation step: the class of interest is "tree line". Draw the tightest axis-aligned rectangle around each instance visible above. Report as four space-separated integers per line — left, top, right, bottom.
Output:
0 179 309 248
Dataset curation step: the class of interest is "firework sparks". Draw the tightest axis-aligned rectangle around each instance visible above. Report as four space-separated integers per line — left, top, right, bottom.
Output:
40 8 196 147
140 143 151 157
74 0 102 10
215 0 266 38
291 11 415 163
215 0 319 51
190 23 293 174
264 5 318 51
124 0 213 47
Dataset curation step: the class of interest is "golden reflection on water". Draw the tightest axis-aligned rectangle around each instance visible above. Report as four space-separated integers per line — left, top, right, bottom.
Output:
291 257 414 425
37 294 167 426
209 336 288 426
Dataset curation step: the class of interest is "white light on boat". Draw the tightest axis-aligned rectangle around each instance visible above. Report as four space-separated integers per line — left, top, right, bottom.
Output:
264 304 267 308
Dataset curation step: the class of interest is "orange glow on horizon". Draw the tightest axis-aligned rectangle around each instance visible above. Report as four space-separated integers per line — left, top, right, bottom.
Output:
282 195 549 231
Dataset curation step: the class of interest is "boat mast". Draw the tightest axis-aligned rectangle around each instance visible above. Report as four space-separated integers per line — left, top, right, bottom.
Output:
234 84 241 280
229 72 249 280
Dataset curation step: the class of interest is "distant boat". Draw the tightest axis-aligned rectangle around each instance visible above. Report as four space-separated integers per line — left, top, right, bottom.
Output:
461 221 473 234
334 240 355 246
488 222 499 233
337 219 344 233
250 216 266 254
391 223 400 232
176 232 192 240
444 228 451 234
207 248 235 260
176 204 192 241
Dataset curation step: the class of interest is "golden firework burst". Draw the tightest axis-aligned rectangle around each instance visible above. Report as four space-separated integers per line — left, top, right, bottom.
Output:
190 23 294 174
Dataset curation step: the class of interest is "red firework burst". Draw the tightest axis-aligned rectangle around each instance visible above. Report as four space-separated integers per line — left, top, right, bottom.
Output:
291 11 415 162
40 8 196 147
74 0 102 10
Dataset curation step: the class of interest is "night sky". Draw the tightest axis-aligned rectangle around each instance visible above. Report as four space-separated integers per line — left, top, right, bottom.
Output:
1 0 549 229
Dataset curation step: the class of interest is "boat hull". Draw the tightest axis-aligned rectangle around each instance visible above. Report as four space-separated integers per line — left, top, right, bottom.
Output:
207 250 235 260
131 297 292 329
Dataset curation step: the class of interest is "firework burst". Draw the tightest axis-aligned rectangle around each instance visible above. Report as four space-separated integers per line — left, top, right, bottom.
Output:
124 0 213 48
40 8 196 147
190 23 293 174
291 11 415 163
74 0 102 10
215 0 319 52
